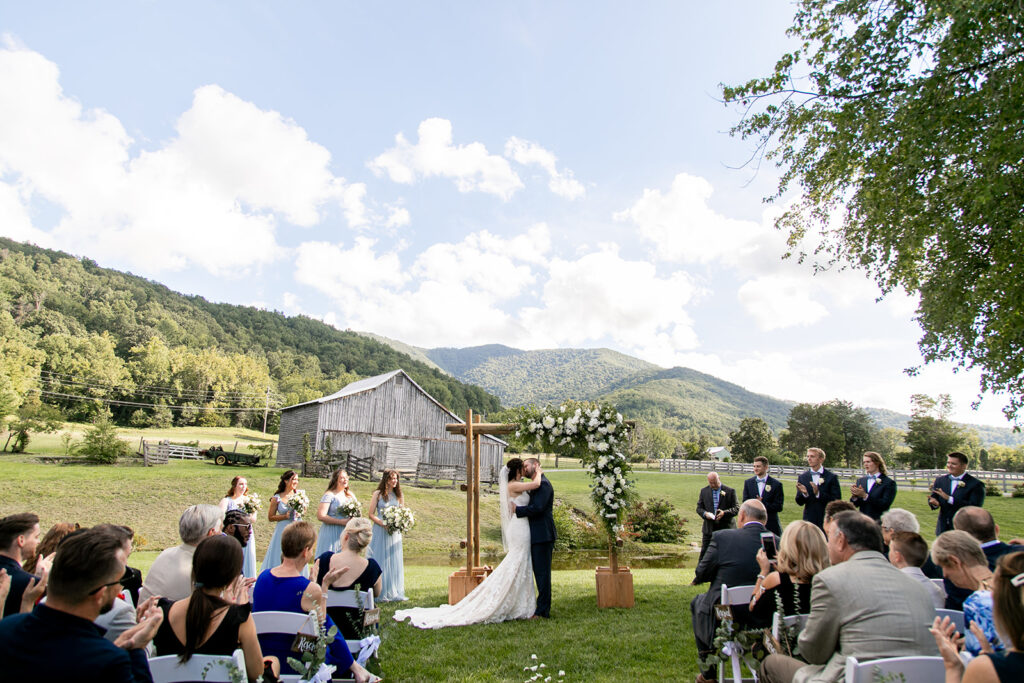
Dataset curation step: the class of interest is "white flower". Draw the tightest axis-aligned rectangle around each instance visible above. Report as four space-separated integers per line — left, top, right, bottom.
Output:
559 671 565 677
617 412 623 422
613 467 621 475
531 655 537 660
615 487 622 493
542 416 555 430
595 442 609 452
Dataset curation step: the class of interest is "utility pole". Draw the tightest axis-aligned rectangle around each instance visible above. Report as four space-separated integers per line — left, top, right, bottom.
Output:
262 386 270 434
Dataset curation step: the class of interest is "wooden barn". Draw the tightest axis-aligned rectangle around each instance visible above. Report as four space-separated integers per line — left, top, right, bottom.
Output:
276 369 506 481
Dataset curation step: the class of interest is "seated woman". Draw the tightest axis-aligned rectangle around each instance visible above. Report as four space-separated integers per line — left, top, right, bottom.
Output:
316 517 382 640
932 529 1004 657
252 521 375 683
748 520 829 625
152 534 277 683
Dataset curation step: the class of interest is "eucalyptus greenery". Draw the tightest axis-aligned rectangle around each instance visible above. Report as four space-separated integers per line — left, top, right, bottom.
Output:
286 609 339 682
698 615 766 675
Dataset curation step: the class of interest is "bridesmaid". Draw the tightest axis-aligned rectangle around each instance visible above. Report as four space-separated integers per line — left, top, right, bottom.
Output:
316 468 359 556
260 470 302 574
367 468 407 602
219 476 257 579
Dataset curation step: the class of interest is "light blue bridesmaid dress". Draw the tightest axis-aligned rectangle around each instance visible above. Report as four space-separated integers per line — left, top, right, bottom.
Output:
315 491 356 556
260 496 297 574
367 492 406 602
223 497 258 579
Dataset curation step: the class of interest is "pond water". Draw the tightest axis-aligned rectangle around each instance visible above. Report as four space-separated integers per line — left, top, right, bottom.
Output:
406 550 694 570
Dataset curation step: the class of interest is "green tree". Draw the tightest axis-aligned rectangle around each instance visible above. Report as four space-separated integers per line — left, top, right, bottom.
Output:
728 417 776 463
779 399 877 467
722 1 1024 423
2 400 63 452
78 416 131 464
628 422 679 462
904 393 964 468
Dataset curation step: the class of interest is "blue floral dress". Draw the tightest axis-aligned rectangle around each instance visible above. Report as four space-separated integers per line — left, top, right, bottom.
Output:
964 590 1005 656
315 491 358 556
260 496 297 574
367 492 406 602
223 496 258 579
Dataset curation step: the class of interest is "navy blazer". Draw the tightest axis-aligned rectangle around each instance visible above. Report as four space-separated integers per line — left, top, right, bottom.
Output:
0 555 37 618
795 468 842 528
0 603 153 682
851 474 897 521
929 473 985 534
515 475 556 545
742 475 784 535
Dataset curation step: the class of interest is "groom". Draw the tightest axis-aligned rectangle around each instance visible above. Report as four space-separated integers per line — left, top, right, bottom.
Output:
514 458 556 619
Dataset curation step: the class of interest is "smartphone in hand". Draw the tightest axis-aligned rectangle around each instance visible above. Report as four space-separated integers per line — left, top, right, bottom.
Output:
761 532 778 563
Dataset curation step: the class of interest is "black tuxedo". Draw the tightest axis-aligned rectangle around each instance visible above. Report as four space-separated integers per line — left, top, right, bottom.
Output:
796 467 841 529
929 472 985 534
515 474 556 617
696 484 739 560
742 475 784 535
850 473 897 521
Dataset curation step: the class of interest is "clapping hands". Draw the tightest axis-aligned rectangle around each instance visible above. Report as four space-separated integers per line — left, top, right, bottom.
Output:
115 597 163 650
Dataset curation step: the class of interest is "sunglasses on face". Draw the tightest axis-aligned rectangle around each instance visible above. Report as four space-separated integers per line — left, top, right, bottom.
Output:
88 566 132 595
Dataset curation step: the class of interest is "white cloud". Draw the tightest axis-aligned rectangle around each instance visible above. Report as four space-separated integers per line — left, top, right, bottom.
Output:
369 118 523 200
294 237 408 295
384 205 411 228
737 274 830 330
0 181 50 245
504 137 585 199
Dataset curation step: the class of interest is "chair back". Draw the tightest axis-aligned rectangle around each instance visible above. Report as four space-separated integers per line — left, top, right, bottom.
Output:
148 649 246 683
843 655 945 683
251 610 316 638
930 578 945 591
325 588 375 610
719 583 755 606
934 608 965 634
770 612 810 640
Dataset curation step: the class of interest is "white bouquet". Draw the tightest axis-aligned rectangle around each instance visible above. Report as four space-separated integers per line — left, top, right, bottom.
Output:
382 505 415 534
241 492 262 515
287 489 310 517
339 498 362 519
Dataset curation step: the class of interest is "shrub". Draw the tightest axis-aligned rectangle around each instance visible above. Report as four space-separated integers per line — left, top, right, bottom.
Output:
984 481 1003 497
78 417 132 464
552 500 604 551
626 497 686 543
1013 483 1024 499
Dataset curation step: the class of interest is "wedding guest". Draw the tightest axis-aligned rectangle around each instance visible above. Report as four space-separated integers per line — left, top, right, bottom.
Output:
929 452 985 534
23 522 78 574
0 513 42 618
93 524 146 644
749 520 829 623
260 470 302 574
850 451 897 521
316 468 360 556
953 506 1024 570
931 551 1024 683
139 504 224 603
742 456 784 535
795 447 842 529
153 534 275 683
0 527 163 682
823 500 856 537
881 507 943 579
889 531 946 609
223 510 255 579
317 517 382 639
220 476 257 579
932 529 1003 657
252 522 374 683
696 472 739 560
367 469 406 602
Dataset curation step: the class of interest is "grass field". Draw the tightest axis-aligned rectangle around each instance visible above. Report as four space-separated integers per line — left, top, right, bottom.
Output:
4 434 1024 681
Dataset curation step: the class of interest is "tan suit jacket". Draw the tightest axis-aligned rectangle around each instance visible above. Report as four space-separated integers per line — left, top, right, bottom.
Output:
795 551 938 683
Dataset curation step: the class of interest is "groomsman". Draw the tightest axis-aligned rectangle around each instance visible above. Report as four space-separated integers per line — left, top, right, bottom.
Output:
928 452 985 534
695 472 738 561
742 456 784 535
850 451 897 521
795 447 841 529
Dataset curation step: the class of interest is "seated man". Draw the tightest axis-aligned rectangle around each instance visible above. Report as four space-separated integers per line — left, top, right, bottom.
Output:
0 513 42 618
822 500 855 537
953 506 1024 569
760 511 937 683
139 504 223 603
0 527 163 681
691 499 773 683
888 531 945 608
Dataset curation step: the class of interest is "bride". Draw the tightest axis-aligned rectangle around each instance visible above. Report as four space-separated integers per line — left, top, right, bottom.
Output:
393 457 542 628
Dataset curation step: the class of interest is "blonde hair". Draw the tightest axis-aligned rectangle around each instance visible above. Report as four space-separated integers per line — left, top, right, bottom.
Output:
931 530 987 569
862 451 888 475
807 447 826 460
777 520 830 581
344 517 373 552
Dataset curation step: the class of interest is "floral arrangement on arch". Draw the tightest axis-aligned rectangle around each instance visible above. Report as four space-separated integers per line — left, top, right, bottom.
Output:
515 400 633 538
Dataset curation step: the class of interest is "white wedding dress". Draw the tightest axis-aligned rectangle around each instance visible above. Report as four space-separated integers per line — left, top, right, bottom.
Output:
393 472 536 629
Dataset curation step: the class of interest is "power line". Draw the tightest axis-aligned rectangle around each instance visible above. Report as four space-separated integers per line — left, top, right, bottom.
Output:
35 371 285 404
31 389 281 414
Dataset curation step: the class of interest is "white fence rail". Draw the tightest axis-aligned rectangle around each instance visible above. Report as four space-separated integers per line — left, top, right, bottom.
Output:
658 458 1024 494
141 439 202 466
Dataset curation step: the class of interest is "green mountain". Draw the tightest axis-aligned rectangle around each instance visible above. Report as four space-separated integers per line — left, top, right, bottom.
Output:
0 237 501 430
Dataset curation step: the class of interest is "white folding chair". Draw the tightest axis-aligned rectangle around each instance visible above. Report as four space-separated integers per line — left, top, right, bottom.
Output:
252 610 356 682
770 612 809 642
930 578 945 592
935 608 965 634
325 588 377 656
718 583 758 683
148 649 245 683
844 655 945 683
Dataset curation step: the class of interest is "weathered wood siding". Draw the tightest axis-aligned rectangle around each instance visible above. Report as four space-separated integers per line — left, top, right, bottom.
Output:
277 403 321 468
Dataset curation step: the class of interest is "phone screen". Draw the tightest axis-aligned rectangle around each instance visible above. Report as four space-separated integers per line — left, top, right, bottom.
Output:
761 532 778 561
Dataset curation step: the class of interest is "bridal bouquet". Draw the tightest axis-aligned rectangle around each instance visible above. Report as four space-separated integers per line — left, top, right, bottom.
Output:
241 492 262 515
339 498 362 519
382 505 415 534
287 489 311 517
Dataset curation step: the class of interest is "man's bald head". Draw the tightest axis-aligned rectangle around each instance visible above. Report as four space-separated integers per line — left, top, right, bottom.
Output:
953 506 997 543
707 472 721 489
738 499 767 526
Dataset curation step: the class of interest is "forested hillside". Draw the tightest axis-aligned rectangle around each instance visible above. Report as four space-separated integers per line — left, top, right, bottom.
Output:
0 238 501 432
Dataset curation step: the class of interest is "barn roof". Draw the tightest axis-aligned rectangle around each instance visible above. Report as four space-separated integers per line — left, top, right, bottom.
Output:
281 368 507 445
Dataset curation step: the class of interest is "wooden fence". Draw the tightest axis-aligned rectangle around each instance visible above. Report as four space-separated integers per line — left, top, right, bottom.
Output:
659 458 1024 494
140 439 202 466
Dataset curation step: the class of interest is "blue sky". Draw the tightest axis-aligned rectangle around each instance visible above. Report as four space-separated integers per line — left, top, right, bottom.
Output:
0 1 1010 427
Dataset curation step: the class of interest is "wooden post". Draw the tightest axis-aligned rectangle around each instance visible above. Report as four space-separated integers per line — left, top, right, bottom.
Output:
465 409 474 575
473 414 482 569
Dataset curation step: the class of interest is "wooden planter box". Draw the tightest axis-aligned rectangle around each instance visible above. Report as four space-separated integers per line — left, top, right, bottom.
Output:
447 566 493 604
595 566 634 608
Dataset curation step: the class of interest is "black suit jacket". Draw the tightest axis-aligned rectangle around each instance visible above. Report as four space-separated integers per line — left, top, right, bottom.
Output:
693 522 775 614
515 475 556 545
796 468 842 528
850 474 897 520
929 473 985 534
696 485 739 537
0 555 37 619
742 476 784 535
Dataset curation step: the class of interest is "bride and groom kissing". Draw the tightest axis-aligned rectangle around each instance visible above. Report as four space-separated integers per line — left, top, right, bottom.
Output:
393 457 555 629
